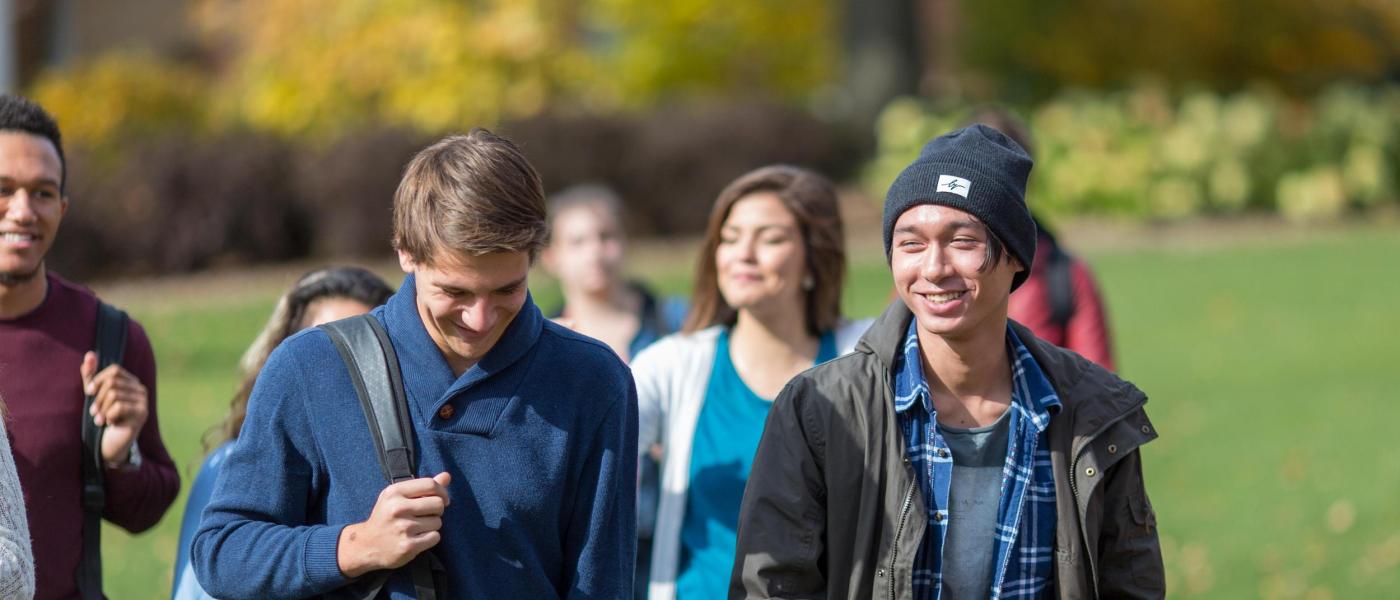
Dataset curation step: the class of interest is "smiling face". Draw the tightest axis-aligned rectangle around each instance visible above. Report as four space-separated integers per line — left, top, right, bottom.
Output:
542 202 625 296
890 204 1023 342
714 192 808 318
0 132 66 286
399 248 531 375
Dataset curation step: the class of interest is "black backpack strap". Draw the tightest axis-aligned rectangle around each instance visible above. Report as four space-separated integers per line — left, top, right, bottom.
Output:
1032 219 1076 333
320 315 442 600
633 282 669 337
78 301 128 600
1044 240 1076 332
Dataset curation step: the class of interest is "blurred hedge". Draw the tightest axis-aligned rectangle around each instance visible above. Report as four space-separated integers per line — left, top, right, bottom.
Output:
294 128 433 259
959 0 1400 102
864 83 1400 223
50 132 310 279
505 102 856 235
46 101 853 279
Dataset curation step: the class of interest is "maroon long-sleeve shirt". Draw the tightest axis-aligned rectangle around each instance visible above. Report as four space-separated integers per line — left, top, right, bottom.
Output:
0 272 180 599
1008 236 1115 371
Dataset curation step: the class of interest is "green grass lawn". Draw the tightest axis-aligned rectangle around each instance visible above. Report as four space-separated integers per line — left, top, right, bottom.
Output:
98 225 1400 598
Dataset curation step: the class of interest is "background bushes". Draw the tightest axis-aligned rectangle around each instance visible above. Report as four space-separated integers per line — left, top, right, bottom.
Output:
48 101 853 279
506 101 857 235
865 83 1400 224
51 132 309 280
294 127 432 259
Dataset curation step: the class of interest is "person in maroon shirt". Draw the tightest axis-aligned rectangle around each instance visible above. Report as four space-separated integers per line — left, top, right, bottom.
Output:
0 94 179 599
970 106 1116 370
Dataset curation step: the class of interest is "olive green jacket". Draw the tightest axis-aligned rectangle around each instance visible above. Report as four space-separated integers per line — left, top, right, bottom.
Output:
731 301 1164 599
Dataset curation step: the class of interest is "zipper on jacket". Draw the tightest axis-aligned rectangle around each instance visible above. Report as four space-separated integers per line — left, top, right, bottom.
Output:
888 484 914 600
1068 458 1092 593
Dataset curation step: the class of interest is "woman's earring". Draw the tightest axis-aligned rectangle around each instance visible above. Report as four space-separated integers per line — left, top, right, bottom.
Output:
802 275 815 291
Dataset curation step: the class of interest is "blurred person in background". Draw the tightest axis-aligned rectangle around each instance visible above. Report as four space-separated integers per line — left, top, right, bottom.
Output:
731 125 1162 599
0 399 36 599
171 266 393 600
970 106 1116 370
631 165 871 600
541 183 687 362
538 183 685 600
0 94 179 600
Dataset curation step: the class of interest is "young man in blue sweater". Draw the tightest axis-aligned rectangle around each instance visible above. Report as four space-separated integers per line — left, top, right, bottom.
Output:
192 130 638 599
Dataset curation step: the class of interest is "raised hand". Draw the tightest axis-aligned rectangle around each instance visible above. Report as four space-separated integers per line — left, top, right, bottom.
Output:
81 351 149 465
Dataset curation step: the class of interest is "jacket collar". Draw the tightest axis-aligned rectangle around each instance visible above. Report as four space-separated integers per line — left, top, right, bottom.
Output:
1012 319 1148 436
859 299 1145 437
857 300 916 370
381 274 544 415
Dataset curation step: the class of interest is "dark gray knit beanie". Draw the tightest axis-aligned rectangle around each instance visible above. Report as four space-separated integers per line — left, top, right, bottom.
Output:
883 123 1036 291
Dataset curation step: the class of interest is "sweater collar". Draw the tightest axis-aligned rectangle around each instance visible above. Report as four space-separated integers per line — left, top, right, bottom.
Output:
381 274 544 412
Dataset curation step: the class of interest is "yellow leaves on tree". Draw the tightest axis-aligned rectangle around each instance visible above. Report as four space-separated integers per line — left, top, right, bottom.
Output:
29 52 209 150
194 0 588 137
584 0 837 108
191 0 837 137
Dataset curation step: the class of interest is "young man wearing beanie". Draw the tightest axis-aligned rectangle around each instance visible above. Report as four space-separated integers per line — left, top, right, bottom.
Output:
731 124 1164 599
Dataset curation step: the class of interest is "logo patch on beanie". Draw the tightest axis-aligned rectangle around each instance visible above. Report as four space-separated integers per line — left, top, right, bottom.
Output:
936 174 971 198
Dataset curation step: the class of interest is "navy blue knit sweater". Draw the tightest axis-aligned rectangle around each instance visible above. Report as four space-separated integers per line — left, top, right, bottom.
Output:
192 276 637 599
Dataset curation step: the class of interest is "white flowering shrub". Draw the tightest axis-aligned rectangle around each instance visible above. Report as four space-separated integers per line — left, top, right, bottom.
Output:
864 83 1400 221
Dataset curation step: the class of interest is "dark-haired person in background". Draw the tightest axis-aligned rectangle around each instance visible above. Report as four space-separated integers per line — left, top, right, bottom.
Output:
970 106 1116 370
0 94 180 599
172 266 394 600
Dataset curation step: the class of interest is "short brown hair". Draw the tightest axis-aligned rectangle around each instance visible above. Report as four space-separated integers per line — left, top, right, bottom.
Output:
684 165 846 336
393 129 547 264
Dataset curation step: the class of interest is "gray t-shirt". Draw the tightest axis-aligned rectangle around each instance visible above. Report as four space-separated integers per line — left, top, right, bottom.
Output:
937 407 1012 599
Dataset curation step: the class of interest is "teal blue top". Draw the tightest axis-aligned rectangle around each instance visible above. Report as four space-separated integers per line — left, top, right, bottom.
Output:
675 328 837 600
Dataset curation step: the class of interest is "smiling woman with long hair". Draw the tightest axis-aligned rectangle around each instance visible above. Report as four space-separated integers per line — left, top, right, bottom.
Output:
631 165 871 600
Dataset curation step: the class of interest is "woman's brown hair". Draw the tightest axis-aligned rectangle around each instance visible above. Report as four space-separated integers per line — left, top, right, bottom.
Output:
683 165 846 336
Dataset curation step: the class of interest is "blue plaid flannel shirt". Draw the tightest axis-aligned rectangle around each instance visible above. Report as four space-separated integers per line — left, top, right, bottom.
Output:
893 321 1061 599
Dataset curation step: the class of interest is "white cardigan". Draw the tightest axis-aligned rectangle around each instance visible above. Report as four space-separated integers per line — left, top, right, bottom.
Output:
631 320 872 600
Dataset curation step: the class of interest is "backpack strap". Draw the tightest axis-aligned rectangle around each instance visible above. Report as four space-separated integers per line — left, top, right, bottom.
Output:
320 315 442 600
78 301 128 600
1032 219 1077 333
635 283 668 338
1044 239 1076 332
322 315 414 483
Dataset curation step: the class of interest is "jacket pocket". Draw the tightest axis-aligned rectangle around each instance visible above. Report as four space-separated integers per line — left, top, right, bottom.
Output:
1128 490 1157 533
1122 490 1163 593
1097 461 1165 598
